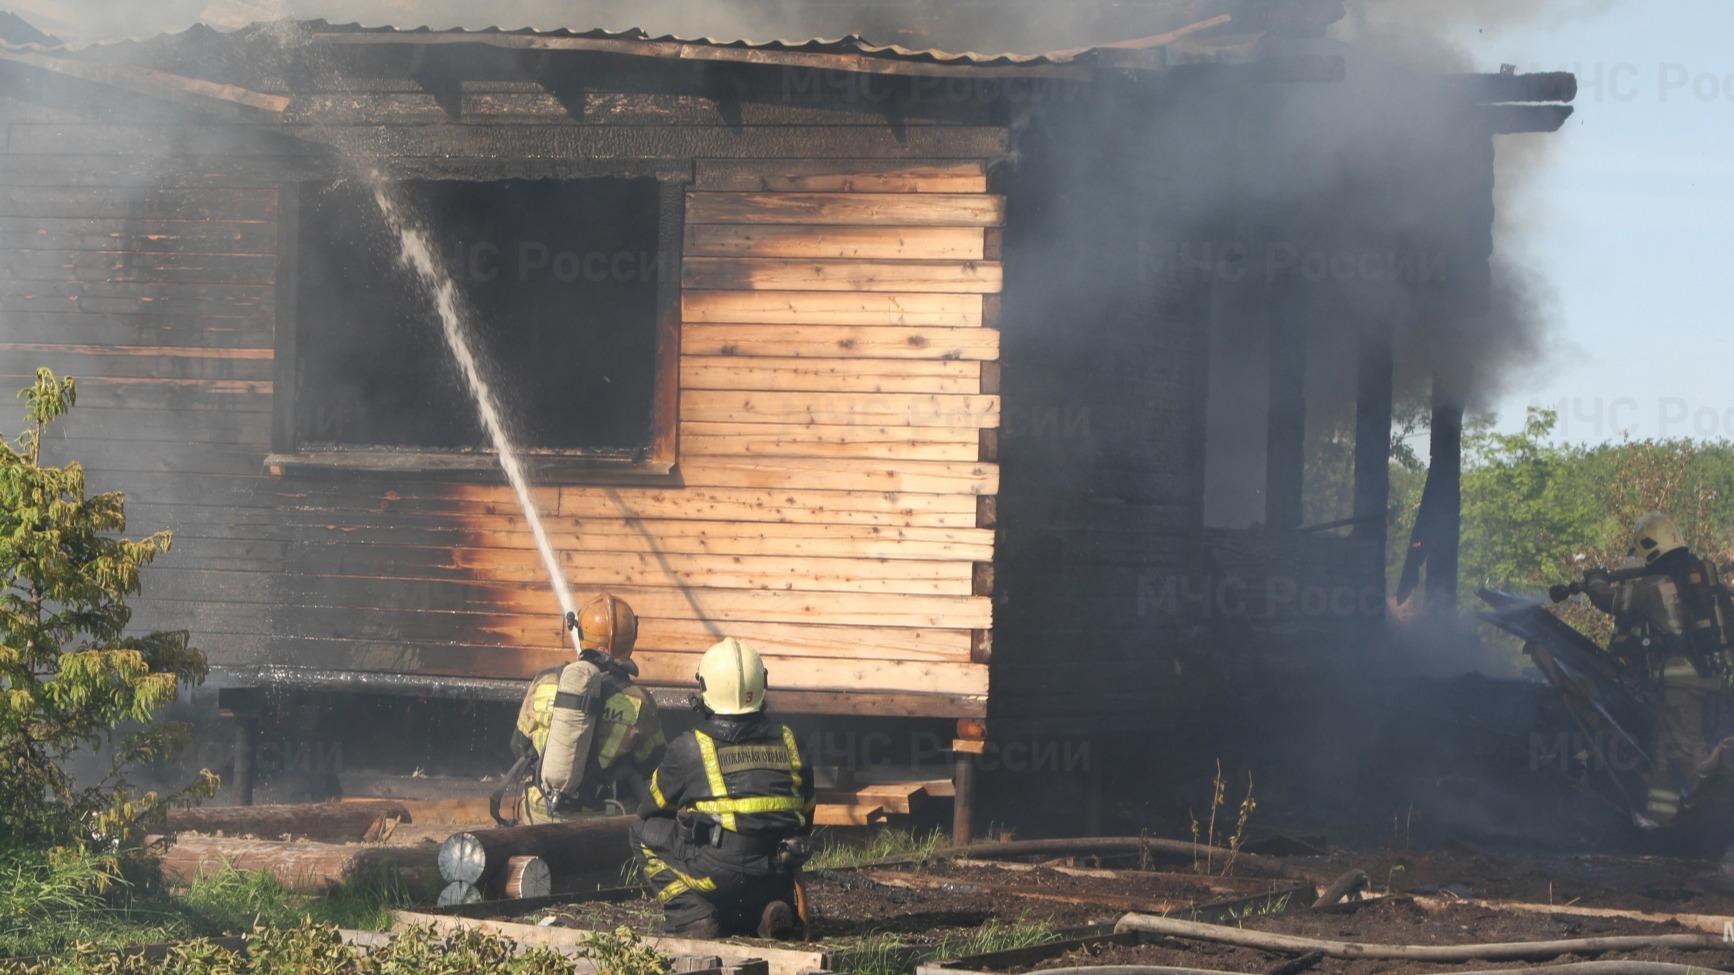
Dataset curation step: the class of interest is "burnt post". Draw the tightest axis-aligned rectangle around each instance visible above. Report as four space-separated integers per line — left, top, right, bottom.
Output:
952 721 987 846
1353 317 1395 604
1265 285 1307 532
1427 382 1465 613
218 687 261 806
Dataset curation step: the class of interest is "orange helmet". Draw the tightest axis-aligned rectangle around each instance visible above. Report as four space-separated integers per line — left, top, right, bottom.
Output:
574 593 639 659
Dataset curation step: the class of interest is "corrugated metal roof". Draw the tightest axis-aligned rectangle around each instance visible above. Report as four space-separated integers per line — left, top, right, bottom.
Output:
308 22 1083 66
0 13 1248 78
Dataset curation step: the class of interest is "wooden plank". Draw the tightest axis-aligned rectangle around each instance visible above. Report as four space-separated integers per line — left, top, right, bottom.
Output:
813 804 888 826
0 283 274 321
237 634 991 697
0 345 274 381
676 457 998 494
682 391 1000 429
0 51 290 117
0 310 274 348
0 187 278 221
682 356 981 394
0 216 275 254
0 375 272 411
44 406 271 445
4 124 1011 162
160 539 977 595
686 192 1003 227
682 257 1001 294
684 225 986 260
694 160 988 193
459 521 996 563
0 248 278 286
126 505 994 555
683 291 982 326
682 422 982 461
683 324 998 361
140 571 992 629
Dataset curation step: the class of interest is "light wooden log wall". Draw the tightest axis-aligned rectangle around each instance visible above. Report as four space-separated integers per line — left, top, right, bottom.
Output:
0 85 1002 718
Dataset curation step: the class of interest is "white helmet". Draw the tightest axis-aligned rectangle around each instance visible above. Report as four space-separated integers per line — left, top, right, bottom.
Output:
697 638 768 715
1630 512 1686 565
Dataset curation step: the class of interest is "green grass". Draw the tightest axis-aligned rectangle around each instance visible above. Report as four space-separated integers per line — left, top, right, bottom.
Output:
833 920 1059 975
0 848 411 962
807 828 949 870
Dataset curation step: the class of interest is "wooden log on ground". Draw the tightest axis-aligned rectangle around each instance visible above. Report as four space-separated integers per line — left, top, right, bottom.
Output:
501 855 552 900
1112 913 1725 962
438 815 635 887
147 833 442 898
438 880 483 907
164 800 412 842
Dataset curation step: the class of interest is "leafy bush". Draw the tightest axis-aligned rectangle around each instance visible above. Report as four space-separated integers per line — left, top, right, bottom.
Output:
574 926 670 975
0 369 214 850
0 923 576 975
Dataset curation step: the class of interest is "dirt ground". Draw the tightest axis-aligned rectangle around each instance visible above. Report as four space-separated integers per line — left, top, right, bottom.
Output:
1297 847 1734 915
1008 899 1734 975
510 862 1283 947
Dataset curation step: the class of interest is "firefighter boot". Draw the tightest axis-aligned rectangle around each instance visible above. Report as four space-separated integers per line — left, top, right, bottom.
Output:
757 900 799 940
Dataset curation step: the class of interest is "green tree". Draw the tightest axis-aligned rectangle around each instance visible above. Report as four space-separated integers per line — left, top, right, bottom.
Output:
0 369 213 851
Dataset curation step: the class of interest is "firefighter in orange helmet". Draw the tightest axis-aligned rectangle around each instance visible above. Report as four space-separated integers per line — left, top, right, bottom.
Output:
496 594 666 824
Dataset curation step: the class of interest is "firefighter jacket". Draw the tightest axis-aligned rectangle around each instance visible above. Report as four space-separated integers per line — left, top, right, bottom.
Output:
1593 549 1733 679
514 650 666 807
641 712 815 839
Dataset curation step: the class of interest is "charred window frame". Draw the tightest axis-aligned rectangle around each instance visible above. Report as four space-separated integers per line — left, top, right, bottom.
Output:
269 174 684 480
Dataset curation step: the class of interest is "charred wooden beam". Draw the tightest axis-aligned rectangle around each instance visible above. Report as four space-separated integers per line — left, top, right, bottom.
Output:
1353 318 1394 604
1427 391 1465 614
1446 71 1578 104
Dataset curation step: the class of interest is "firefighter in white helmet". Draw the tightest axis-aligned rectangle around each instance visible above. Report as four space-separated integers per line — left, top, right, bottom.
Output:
496 593 666 825
632 638 815 939
1577 513 1733 827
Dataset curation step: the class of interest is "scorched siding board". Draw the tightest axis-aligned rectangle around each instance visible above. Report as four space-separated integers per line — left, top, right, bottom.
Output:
0 122 1003 714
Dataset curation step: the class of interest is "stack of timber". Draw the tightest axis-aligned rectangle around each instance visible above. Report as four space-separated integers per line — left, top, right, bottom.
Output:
0 67 1004 719
437 815 635 903
814 778 954 826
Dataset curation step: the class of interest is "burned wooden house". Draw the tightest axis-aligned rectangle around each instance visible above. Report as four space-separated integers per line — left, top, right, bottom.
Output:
0 6 1574 832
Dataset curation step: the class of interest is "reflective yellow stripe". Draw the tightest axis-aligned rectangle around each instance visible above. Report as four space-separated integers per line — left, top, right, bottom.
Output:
694 731 736 832
641 845 715 902
692 795 810 816
649 769 669 809
782 725 809 826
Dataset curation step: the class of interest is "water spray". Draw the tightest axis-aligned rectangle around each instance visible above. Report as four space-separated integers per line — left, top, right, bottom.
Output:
366 180 582 654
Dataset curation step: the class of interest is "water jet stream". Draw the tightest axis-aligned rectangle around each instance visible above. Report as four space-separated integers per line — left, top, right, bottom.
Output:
367 181 580 653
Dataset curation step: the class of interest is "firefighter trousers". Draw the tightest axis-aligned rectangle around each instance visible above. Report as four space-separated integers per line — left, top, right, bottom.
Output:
1646 657 1719 822
631 817 795 935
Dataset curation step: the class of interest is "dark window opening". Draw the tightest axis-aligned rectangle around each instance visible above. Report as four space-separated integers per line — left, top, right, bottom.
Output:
293 178 663 460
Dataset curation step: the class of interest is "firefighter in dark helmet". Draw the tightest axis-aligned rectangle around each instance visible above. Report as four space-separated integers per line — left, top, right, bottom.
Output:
1579 514 1733 827
498 593 666 825
632 638 815 939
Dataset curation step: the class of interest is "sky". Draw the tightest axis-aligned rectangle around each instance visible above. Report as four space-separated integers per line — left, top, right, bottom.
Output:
1449 0 1734 445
